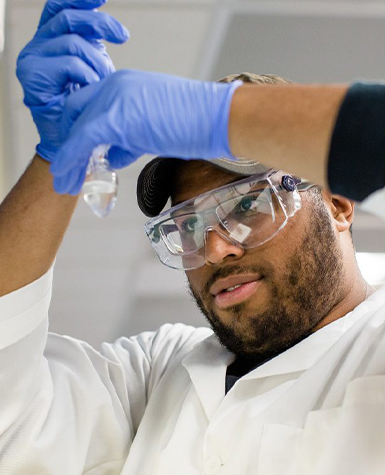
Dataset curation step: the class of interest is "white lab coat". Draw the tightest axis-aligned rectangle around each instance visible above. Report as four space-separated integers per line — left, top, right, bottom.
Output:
1 262 385 475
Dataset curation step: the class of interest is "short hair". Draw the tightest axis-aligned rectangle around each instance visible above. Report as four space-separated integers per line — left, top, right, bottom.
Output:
307 185 353 238
218 72 293 85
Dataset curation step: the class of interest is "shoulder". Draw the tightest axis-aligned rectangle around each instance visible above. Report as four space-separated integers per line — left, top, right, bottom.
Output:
45 323 212 371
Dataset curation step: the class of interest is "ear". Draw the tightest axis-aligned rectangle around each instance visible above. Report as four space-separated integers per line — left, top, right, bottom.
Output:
322 191 354 233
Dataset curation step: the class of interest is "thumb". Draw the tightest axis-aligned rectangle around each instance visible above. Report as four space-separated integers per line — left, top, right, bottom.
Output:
108 146 139 169
52 114 110 176
52 165 87 195
38 0 106 29
61 80 104 133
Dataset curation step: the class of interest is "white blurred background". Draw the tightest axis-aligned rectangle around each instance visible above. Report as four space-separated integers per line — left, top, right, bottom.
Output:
1 0 385 348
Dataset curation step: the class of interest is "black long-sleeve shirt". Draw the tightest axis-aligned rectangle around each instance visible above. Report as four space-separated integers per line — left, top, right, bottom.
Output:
328 82 385 201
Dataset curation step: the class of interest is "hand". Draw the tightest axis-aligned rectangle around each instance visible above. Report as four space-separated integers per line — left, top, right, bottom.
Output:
51 70 242 194
16 0 129 162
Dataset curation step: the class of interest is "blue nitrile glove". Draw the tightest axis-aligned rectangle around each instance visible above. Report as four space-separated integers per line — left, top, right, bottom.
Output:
16 0 129 162
51 70 243 194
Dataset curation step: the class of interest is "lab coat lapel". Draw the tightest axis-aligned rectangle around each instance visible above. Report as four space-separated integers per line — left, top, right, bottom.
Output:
182 334 234 421
240 285 385 382
257 295 385 427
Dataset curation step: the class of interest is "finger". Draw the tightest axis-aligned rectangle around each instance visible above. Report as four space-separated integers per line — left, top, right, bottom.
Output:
37 10 129 44
53 165 86 195
108 146 138 169
71 164 89 195
17 56 100 107
52 117 110 176
61 80 104 133
38 0 106 29
52 169 76 194
30 35 115 78
61 55 101 86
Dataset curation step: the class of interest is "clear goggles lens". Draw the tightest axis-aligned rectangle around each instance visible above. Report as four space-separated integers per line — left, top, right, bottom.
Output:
145 172 311 270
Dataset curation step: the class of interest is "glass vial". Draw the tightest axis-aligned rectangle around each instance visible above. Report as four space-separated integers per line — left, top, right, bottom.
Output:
82 145 118 218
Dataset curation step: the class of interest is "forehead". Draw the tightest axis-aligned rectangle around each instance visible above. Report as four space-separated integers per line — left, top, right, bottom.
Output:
172 160 243 205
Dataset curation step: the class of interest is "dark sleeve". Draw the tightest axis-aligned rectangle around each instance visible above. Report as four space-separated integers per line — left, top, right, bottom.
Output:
327 82 385 201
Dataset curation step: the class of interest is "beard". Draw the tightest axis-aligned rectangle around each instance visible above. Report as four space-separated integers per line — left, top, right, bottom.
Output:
187 201 346 364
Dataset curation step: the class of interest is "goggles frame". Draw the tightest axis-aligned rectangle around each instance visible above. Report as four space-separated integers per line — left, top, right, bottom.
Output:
144 171 315 270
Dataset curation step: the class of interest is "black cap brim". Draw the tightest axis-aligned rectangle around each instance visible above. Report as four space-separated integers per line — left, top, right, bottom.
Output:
137 156 272 217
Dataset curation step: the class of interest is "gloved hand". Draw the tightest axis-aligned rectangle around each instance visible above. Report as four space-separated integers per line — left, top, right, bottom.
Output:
16 0 129 162
51 70 243 194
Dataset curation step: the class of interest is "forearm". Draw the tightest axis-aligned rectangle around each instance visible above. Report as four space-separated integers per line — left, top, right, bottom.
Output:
0 155 78 297
228 84 348 188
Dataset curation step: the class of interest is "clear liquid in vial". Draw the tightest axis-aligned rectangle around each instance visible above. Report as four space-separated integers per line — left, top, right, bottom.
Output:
83 180 118 218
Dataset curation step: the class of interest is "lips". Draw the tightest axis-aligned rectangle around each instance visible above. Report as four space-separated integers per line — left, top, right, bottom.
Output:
210 274 263 309
210 274 262 296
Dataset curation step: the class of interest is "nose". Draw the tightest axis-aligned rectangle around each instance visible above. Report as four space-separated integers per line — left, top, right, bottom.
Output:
204 228 245 266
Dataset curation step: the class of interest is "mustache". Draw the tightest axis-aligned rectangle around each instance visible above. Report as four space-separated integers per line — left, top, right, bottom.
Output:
203 264 267 296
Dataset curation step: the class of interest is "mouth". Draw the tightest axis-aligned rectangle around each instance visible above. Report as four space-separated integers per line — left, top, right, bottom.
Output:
210 274 264 309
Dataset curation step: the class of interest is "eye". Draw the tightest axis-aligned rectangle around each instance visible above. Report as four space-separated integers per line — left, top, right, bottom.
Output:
152 225 161 243
181 215 200 233
237 195 258 213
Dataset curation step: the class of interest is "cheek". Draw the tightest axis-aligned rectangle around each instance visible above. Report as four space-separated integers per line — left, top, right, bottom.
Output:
246 230 304 282
269 209 307 255
186 269 206 293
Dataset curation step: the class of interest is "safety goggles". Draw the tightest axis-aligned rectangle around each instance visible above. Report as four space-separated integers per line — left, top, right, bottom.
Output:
144 171 315 270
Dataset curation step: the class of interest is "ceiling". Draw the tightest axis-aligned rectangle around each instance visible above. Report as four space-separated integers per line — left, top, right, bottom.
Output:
2 0 385 347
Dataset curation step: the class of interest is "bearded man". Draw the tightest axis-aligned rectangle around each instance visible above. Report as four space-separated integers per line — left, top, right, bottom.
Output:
3 1 385 473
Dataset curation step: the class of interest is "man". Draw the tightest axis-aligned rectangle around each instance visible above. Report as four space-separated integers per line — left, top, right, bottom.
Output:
3 2 385 475
2 86 385 473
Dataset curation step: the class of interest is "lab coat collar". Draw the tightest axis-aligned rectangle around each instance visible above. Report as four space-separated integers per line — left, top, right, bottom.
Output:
182 334 234 420
241 322 346 381
184 318 347 402
242 292 378 381
183 312 354 405
182 284 385 419
182 286 385 416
